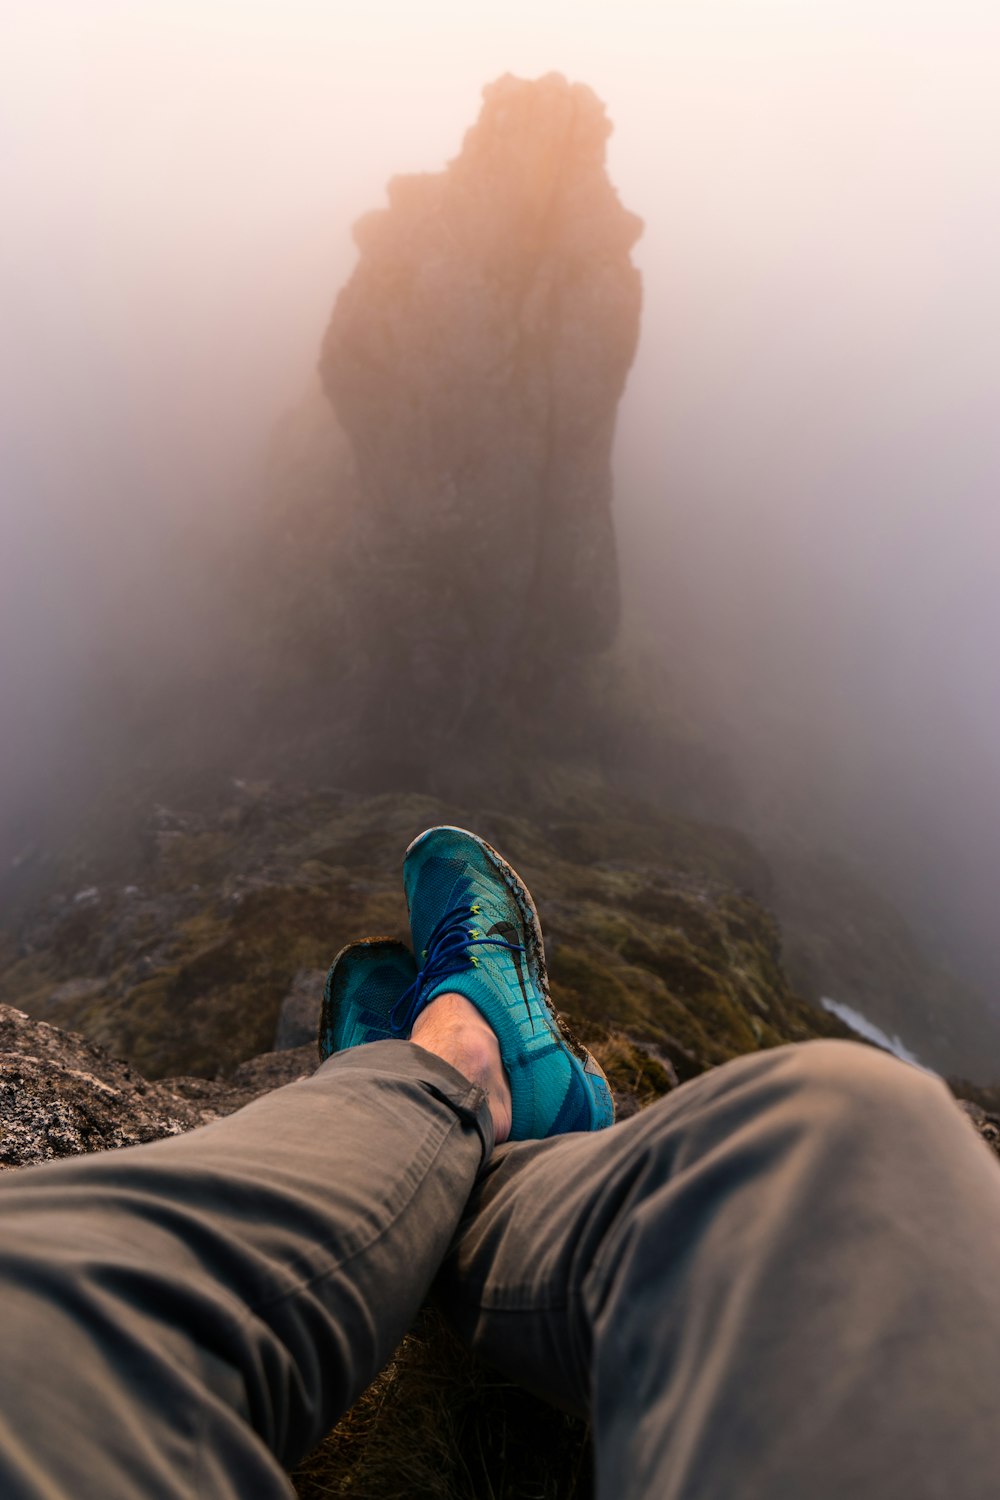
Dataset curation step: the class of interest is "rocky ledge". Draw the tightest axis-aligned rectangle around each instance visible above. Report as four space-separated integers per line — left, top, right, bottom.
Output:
0 1002 314 1170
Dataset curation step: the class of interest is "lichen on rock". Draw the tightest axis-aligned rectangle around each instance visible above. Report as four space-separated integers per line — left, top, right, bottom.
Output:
0 1003 313 1169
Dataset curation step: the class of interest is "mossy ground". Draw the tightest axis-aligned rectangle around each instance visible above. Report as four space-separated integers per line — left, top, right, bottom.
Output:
0 780 846 1080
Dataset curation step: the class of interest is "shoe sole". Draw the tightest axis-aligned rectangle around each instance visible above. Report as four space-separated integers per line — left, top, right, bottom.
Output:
404 826 607 1083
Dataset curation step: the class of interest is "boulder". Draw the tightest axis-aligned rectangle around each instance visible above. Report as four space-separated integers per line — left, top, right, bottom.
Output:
274 967 326 1051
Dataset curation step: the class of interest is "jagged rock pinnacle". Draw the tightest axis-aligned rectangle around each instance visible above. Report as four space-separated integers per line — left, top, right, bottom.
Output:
320 74 642 768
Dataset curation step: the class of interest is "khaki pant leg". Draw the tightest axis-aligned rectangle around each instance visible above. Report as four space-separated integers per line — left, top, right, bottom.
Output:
439 1040 1000 1499
0 1040 491 1499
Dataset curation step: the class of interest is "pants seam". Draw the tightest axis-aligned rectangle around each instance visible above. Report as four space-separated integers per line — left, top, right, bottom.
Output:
248 1104 479 1319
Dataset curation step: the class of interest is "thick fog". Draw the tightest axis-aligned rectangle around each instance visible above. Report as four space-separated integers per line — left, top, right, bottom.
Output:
3 1 999 993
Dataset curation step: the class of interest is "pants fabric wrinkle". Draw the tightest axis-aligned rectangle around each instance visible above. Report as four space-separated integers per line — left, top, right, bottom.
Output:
0 1037 998 1497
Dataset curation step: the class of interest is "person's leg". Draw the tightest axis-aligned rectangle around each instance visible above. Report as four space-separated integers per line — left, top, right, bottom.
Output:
438 1038 1000 1499
0 1035 495 1499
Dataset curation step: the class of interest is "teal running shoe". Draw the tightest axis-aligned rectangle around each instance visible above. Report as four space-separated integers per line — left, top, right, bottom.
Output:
319 938 417 1061
398 826 615 1140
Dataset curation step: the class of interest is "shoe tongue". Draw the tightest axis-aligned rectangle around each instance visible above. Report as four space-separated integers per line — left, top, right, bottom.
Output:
410 853 472 953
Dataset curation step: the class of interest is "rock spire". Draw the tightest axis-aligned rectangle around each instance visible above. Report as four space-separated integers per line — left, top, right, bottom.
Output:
320 74 642 771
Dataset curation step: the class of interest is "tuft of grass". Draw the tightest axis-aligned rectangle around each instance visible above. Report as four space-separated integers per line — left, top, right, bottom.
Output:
292 1309 592 1500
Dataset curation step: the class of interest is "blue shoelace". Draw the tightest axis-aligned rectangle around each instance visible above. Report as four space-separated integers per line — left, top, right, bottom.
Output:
390 902 526 1036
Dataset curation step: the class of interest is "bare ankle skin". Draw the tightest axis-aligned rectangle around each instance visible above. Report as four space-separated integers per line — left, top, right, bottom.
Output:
410 992 513 1146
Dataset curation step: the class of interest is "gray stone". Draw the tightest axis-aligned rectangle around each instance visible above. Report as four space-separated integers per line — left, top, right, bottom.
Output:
0 1005 316 1171
274 968 326 1052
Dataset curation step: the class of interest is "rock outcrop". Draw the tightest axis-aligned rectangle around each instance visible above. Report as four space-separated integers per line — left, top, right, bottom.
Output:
320 73 642 774
0 1003 314 1170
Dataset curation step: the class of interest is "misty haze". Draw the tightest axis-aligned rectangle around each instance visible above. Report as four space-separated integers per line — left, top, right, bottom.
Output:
3 3 1000 1093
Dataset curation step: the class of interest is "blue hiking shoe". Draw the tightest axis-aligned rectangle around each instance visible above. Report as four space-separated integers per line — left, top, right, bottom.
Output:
397 826 615 1140
319 938 417 1061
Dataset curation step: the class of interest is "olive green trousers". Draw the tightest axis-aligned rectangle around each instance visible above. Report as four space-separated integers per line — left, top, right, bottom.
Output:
0 1038 998 1497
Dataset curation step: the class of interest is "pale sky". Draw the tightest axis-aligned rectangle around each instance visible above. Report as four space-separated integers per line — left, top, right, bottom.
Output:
5 0 999 486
